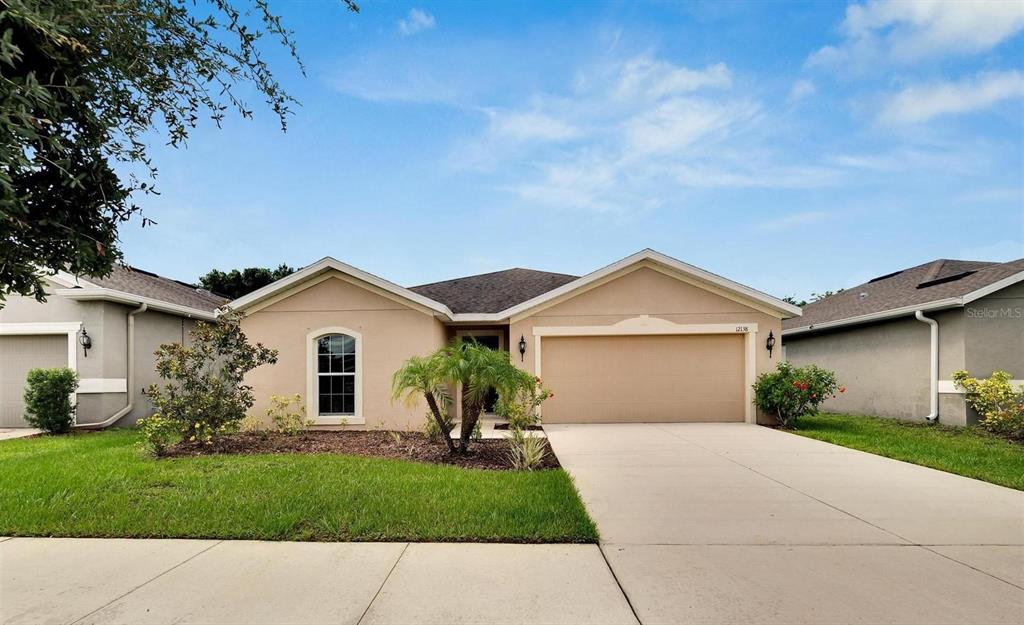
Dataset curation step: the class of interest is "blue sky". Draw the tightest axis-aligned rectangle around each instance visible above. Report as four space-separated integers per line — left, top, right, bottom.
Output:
120 0 1024 301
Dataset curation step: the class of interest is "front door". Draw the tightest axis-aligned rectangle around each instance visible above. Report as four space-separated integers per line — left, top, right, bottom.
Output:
462 333 501 413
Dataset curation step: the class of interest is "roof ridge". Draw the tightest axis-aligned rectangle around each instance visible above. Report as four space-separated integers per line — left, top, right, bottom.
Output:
409 267 578 289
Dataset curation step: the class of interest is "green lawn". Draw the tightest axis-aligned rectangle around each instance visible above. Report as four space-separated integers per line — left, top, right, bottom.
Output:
0 430 598 542
791 413 1024 490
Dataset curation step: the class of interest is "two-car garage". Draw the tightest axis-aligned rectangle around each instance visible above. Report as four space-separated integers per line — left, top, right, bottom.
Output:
538 333 748 424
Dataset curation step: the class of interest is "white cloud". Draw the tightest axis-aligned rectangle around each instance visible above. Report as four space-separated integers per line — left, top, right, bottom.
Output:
878 70 1024 124
756 211 828 232
398 8 435 36
788 79 816 102
485 110 581 143
614 57 732 100
808 0 1024 69
445 55 848 212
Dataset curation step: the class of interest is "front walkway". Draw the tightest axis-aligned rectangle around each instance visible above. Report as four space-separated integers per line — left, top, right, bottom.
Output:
545 422 1024 625
0 538 636 625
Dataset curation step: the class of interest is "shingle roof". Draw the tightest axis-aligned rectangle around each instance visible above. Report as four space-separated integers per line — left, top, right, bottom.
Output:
783 258 1024 332
409 268 579 314
81 264 227 313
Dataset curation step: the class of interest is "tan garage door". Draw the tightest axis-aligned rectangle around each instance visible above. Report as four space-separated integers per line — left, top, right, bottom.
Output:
0 335 69 427
540 334 745 423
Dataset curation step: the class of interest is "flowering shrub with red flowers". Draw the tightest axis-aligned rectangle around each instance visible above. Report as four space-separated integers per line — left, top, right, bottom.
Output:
753 361 841 428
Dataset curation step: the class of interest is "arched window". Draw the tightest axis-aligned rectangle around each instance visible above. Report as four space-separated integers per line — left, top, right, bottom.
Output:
316 333 357 415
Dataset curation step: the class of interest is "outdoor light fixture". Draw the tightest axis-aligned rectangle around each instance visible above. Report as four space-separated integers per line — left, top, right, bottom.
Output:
79 328 92 357
518 335 527 361
765 330 776 358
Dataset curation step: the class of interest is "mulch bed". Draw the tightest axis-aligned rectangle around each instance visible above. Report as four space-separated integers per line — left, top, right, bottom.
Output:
163 430 561 470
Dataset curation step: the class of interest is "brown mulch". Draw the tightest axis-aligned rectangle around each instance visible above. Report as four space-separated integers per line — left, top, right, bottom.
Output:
163 430 561 470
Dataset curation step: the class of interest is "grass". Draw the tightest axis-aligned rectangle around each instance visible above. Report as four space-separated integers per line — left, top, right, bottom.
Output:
790 412 1024 490
0 429 598 542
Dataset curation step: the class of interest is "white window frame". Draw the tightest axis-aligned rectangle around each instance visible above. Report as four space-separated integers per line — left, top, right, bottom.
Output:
306 326 364 425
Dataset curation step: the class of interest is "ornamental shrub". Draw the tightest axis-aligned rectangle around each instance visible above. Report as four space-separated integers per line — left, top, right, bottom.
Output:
137 414 182 456
267 394 311 435
953 370 1024 439
753 361 841 429
146 308 278 443
22 367 78 433
497 376 552 470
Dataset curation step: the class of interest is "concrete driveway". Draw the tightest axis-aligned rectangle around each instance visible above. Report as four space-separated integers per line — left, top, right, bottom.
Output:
545 423 1024 625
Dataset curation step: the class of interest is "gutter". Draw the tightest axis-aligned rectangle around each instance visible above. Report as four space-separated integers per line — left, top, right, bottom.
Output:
783 297 962 337
54 288 217 321
914 310 939 424
74 303 148 429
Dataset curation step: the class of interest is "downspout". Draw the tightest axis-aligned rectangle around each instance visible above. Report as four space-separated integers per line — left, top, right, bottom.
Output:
914 310 939 423
74 302 148 429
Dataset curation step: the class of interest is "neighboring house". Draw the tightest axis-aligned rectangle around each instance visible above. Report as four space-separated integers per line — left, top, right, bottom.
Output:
231 249 801 429
783 258 1024 425
0 266 226 428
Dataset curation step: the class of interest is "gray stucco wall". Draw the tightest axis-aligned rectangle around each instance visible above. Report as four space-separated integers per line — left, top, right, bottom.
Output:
783 309 968 424
0 282 198 426
964 281 1024 378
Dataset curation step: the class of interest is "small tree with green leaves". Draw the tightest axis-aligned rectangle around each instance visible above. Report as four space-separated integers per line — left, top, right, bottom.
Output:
22 367 78 433
145 308 277 443
753 361 842 428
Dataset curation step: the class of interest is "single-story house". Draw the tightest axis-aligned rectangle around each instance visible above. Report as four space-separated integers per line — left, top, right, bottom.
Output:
0 266 226 428
231 249 801 429
783 258 1024 425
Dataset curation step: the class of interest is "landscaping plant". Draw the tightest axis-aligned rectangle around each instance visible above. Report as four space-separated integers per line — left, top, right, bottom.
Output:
394 340 532 454
752 361 841 428
496 376 553 470
137 414 182 456
145 308 278 444
22 367 78 433
953 370 1024 440
266 394 311 435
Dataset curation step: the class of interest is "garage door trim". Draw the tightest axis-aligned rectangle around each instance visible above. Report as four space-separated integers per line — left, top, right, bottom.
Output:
533 316 759 423
0 322 80 370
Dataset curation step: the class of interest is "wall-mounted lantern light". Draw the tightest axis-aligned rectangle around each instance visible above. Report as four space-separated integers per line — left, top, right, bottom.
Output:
518 335 527 362
79 328 92 357
765 330 776 358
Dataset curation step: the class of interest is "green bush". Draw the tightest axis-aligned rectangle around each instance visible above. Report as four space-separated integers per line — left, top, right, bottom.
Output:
753 361 841 429
953 370 1024 439
146 308 277 443
267 394 311 435
137 414 183 456
22 367 78 434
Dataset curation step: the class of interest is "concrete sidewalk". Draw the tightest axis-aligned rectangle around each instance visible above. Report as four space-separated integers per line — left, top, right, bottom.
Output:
0 538 638 625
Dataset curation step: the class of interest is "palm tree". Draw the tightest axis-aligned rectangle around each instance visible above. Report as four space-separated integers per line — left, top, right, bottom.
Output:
391 354 457 454
435 340 531 453
394 340 532 454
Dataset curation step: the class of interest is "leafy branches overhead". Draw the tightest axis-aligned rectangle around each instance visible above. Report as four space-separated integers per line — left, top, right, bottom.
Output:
199 264 295 299
0 0 358 303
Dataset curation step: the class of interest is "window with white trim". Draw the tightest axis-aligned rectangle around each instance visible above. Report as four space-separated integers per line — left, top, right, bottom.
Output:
316 334 356 415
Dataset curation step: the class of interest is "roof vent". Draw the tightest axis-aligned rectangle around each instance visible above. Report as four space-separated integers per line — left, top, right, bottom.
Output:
916 271 976 289
868 270 902 283
859 292 869 299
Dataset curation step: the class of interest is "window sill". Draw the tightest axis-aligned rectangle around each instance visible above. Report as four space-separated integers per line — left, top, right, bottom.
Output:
312 415 364 426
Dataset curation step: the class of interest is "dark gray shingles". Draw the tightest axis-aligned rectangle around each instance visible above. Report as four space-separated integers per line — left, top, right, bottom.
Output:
80 265 227 312
408 268 579 314
783 258 1024 331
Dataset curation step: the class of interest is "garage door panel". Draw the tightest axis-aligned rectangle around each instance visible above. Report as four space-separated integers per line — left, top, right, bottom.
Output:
0 335 69 427
541 334 744 423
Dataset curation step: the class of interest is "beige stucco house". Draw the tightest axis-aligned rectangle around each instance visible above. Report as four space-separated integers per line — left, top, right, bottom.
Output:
0 266 225 428
231 249 801 429
783 258 1024 426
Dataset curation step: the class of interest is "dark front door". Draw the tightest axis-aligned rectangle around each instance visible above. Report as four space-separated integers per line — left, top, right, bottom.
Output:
465 334 500 413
